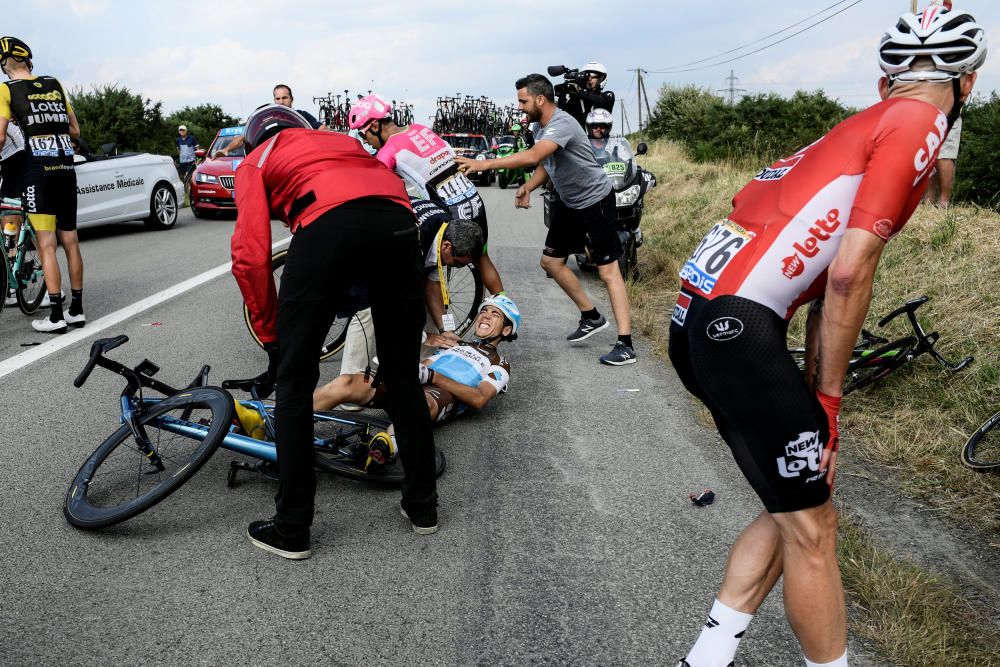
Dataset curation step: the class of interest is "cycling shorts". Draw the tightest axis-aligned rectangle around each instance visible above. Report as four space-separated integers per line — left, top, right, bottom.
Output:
543 189 621 264
423 385 467 424
369 383 466 425
667 290 832 513
24 162 77 232
0 150 26 203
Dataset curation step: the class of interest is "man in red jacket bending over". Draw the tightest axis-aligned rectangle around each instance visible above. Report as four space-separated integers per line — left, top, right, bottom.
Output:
232 104 438 560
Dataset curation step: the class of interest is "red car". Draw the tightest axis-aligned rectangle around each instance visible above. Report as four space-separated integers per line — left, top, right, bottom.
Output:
190 125 244 218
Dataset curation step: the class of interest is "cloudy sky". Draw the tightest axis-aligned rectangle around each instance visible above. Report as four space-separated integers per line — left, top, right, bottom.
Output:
11 0 999 131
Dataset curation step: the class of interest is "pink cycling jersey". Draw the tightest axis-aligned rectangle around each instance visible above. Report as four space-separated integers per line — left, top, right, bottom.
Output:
678 98 948 320
376 123 485 220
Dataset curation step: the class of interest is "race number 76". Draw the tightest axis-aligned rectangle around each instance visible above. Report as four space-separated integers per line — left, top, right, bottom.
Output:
679 222 751 294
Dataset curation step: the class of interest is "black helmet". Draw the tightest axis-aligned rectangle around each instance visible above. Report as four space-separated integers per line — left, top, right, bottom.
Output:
243 104 312 152
0 36 32 65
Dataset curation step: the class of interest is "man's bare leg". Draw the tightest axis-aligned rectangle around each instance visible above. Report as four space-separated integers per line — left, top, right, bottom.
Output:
596 260 631 336
935 158 956 208
313 373 375 412
540 254 594 311
57 229 84 290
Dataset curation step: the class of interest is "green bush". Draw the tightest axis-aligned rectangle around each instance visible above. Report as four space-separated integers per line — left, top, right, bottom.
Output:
68 85 240 159
647 85 852 164
165 104 241 156
953 93 1000 208
70 83 172 155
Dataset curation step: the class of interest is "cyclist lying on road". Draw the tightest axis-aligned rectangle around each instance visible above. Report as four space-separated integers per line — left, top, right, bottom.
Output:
313 295 520 464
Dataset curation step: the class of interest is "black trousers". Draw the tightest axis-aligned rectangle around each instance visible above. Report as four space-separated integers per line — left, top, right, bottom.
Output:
273 198 436 530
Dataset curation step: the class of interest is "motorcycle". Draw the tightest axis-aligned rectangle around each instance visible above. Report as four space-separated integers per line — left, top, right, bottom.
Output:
495 134 531 189
543 138 655 281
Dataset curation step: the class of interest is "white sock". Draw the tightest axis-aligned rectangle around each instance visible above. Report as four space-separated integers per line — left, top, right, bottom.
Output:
805 650 847 667
684 598 753 667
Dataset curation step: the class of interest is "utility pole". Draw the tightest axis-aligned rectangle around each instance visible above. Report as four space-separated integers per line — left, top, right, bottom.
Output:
629 67 649 139
717 70 746 105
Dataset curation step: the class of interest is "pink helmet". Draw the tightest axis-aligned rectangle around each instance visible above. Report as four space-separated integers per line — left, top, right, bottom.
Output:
349 93 393 131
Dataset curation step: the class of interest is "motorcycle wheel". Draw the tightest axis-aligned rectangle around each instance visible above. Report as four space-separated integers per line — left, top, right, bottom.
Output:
498 171 509 190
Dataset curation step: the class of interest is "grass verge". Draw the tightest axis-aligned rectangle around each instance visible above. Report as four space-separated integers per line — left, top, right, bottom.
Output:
631 140 1000 663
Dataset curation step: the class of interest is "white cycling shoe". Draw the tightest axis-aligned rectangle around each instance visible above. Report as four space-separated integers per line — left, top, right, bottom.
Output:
65 312 86 327
32 317 67 333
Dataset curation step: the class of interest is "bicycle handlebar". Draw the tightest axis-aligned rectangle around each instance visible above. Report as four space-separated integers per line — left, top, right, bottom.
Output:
877 295 929 328
74 335 129 388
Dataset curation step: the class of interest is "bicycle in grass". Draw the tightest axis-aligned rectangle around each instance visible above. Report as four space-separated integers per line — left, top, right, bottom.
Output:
788 295 973 395
962 408 1000 471
0 203 46 315
63 335 447 529
242 247 484 360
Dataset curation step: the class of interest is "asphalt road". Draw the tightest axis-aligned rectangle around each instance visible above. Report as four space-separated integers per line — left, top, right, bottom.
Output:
0 189 874 665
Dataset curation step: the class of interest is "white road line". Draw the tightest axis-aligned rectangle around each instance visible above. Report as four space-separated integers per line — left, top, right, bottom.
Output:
0 236 291 381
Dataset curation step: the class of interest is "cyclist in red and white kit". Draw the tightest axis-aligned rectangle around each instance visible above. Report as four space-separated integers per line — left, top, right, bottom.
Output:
349 94 505 308
669 6 985 667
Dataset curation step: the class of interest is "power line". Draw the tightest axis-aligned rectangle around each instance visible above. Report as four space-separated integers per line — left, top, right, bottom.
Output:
651 0 857 73
650 0 865 75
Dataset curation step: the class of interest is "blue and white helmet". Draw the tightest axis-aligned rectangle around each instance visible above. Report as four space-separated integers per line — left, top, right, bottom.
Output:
479 295 520 336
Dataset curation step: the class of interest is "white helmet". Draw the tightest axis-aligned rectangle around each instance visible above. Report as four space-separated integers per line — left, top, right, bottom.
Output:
878 5 987 82
586 108 613 127
581 61 608 84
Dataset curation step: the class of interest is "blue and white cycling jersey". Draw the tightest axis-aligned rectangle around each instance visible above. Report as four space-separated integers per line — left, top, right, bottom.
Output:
426 342 510 393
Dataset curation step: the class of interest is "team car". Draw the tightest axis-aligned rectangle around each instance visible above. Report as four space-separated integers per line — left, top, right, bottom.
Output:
190 126 245 218
441 133 494 186
74 146 185 231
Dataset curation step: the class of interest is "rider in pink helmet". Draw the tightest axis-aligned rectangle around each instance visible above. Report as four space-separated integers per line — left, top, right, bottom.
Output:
349 93 393 144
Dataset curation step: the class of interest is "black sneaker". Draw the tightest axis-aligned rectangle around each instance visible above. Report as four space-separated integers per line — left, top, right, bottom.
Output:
247 519 312 559
600 341 637 366
567 314 608 342
400 502 438 535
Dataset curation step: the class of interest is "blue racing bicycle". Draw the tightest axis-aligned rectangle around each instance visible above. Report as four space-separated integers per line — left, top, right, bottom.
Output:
64 336 446 529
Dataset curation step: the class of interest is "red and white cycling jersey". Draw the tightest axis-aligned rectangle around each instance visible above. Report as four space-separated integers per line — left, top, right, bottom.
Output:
376 123 485 220
678 98 948 320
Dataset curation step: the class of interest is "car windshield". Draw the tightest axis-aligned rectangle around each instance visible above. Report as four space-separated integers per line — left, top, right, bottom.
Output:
446 135 488 151
209 130 246 157
497 135 515 146
590 137 635 165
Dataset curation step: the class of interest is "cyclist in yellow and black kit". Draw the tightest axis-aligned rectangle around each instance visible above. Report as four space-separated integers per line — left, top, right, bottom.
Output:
0 36 85 333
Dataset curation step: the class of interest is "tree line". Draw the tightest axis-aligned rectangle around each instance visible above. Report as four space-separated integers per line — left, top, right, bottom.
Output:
69 83 240 158
645 84 1000 209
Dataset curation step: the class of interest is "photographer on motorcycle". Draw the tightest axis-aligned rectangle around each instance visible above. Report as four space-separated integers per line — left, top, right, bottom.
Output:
554 61 615 129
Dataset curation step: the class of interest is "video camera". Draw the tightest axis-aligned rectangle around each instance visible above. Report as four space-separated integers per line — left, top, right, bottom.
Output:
547 65 584 84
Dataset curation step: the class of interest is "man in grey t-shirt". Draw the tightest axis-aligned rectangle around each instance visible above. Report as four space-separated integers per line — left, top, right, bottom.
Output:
456 73 635 366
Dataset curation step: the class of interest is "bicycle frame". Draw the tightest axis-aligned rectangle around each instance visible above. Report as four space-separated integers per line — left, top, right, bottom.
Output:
77 336 383 468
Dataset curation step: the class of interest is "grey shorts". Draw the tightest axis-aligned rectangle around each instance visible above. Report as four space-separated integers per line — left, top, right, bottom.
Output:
939 117 962 160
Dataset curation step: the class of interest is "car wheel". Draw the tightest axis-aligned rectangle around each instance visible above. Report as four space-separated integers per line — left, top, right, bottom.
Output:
192 206 207 219
144 182 178 230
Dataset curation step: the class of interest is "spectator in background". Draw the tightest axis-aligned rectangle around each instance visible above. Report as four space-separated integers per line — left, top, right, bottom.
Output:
216 84 327 157
272 84 326 130
175 124 198 181
923 115 961 208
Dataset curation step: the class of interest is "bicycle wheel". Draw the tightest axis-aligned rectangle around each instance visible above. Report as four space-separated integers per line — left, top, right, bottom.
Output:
15 229 45 314
312 410 447 485
242 249 349 361
843 337 916 395
446 262 484 337
961 410 1000 471
64 387 234 529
